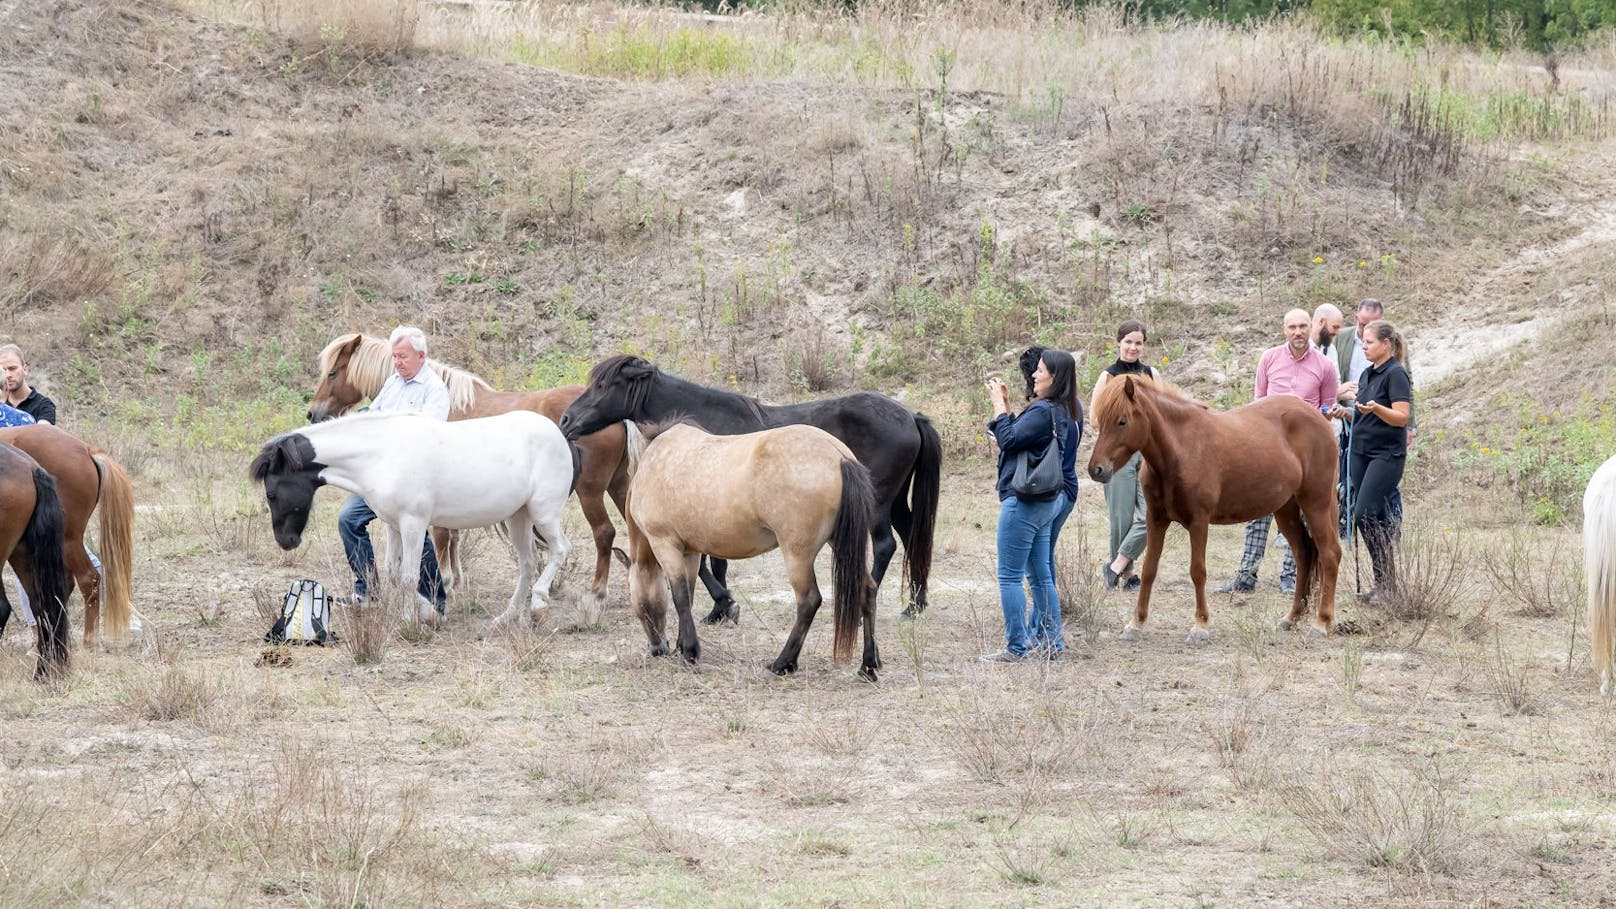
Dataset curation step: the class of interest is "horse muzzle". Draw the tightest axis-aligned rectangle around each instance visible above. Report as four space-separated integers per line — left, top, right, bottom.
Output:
1088 463 1115 483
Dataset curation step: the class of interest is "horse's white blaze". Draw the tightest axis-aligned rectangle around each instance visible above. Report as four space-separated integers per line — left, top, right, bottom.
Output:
1585 455 1616 695
296 411 575 626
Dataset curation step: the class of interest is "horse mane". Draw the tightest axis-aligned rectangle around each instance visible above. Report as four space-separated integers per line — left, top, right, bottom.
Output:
588 355 657 414
249 434 306 481
319 332 491 413
636 415 701 442
1093 373 1201 423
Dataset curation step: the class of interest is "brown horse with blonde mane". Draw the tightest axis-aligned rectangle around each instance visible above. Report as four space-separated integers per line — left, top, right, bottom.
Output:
0 424 136 645
0 441 72 677
307 333 636 615
624 421 880 680
1086 375 1342 642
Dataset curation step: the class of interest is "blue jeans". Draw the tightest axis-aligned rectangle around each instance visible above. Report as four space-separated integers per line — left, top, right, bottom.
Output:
996 492 1067 655
338 493 445 609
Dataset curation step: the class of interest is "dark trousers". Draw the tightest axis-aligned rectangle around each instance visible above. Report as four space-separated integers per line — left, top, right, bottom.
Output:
1349 452 1405 590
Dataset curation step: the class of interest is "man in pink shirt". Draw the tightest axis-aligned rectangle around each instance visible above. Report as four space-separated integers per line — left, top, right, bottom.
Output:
1216 308 1339 594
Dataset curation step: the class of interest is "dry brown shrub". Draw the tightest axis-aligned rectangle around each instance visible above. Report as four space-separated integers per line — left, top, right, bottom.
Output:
0 234 116 314
1278 760 1475 873
126 663 225 723
1370 523 1472 648
1479 528 1583 619
254 0 421 57
1053 522 1104 646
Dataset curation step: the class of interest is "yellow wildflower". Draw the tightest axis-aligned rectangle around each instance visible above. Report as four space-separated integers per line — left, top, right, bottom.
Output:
1312 256 1323 264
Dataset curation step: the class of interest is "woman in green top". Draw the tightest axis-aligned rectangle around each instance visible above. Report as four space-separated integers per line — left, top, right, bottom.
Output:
1088 320 1158 590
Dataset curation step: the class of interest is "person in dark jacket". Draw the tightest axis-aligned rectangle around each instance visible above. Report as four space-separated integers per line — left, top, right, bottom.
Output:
1018 346 1083 623
0 344 56 425
982 348 1082 662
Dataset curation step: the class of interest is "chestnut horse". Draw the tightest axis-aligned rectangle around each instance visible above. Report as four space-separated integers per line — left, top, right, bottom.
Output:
624 423 880 680
0 441 72 678
0 424 136 645
1086 375 1342 642
307 333 634 614
1586 454 1616 694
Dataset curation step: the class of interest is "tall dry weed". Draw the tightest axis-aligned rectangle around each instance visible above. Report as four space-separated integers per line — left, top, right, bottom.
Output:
1480 527 1583 619
1278 760 1475 873
1370 524 1472 648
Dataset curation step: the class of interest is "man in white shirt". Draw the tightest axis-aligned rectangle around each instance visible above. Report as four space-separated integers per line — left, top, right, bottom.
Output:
336 326 452 612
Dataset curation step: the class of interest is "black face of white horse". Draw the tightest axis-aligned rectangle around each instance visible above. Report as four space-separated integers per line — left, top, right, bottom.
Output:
558 356 655 440
249 434 325 550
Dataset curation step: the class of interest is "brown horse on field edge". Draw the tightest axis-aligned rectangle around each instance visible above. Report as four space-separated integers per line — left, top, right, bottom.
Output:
0 441 72 678
308 333 636 617
1086 375 1342 642
624 422 880 681
0 424 137 645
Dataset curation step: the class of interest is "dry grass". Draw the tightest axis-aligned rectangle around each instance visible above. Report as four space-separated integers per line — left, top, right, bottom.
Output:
1277 761 1475 874
1480 526 1584 619
1371 523 1473 648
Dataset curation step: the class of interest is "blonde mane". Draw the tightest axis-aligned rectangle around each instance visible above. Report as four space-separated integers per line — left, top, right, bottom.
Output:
318 333 491 413
1093 372 1199 423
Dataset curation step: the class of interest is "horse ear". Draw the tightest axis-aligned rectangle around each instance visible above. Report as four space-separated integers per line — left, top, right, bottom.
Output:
1123 376 1137 401
340 334 363 356
625 358 655 379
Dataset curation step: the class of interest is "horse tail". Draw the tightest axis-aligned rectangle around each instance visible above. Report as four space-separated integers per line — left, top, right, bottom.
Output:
91 450 136 638
831 458 876 665
23 468 72 678
903 415 942 607
567 442 583 494
1586 459 1616 693
621 420 648 482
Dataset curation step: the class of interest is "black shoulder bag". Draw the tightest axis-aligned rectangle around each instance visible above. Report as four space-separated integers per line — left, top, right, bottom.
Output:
1010 406 1064 501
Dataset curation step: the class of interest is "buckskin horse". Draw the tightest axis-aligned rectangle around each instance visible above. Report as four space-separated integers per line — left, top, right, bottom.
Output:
251 411 578 627
0 424 136 645
1086 375 1342 642
623 422 880 680
307 332 636 615
1586 454 1616 694
0 441 72 678
558 355 940 622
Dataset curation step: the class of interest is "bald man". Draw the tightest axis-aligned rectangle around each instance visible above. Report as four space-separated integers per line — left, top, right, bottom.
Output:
1216 308 1341 595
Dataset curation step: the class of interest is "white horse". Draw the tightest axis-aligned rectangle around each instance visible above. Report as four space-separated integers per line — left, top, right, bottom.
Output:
1587 454 1616 694
251 411 575 626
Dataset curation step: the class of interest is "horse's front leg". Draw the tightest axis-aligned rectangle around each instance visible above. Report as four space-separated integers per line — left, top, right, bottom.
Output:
1185 521 1212 646
394 518 435 624
1122 516 1170 641
431 527 457 590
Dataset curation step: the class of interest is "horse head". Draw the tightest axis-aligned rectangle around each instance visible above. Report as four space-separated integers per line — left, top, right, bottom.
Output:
308 334 368 422
1086 375 1153 483
249 433 325 549
559 355 657 440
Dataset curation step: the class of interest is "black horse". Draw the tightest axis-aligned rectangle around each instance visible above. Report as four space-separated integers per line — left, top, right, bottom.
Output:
559 356 941 622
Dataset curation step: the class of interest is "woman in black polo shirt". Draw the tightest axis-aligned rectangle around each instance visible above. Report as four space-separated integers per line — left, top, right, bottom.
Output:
1343 319 1412 599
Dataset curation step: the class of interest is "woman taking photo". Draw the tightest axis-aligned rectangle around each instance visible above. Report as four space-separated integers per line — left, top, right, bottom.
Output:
983 348 1082 662
1017 346 1084 607
1338 319 1412 601
1089 320 1157 591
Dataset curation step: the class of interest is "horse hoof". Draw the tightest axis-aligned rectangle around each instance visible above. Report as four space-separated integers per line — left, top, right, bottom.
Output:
1120 627 1143 642
1276 619 1296 632
765 661 796 676
648 641 670 657
1185 628 1211 646
858 666 879 683
1307 624 1330 638
899 603 925 620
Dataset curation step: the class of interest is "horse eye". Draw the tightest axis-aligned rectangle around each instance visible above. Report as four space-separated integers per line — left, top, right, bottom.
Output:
1118 419 1127 427
327 370 337 379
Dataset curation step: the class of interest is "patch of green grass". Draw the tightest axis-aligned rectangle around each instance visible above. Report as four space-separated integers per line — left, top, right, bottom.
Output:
1449 393 1616 524
508 25 780 80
